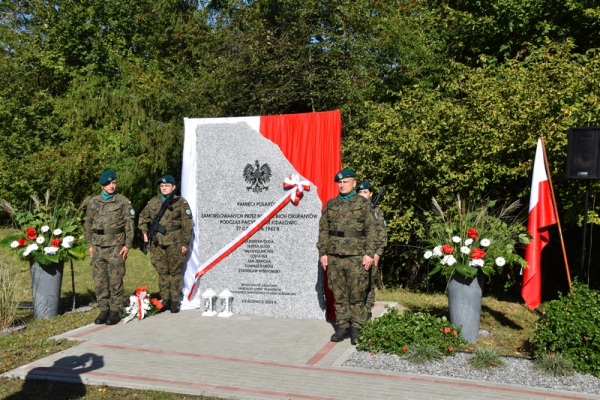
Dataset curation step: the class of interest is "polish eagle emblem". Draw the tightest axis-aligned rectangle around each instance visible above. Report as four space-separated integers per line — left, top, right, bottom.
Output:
243 160 272 193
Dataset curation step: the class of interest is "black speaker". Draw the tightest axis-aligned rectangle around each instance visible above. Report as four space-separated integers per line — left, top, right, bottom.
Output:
565 127 600 180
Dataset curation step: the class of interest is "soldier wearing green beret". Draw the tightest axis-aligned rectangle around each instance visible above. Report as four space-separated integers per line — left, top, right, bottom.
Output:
357 181 388 318
317 168 378 344
138 175 193 313
84 169 136 325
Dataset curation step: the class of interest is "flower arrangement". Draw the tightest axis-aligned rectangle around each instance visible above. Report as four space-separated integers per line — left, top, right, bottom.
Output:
0 191 89 265
122 286 163 323
423 196 529 279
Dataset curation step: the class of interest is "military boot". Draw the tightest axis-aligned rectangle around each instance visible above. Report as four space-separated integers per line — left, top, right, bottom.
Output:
330 326 349 342
161 299 171 312
170 300 180 314
350 326 361 345
94 310 109 325
105 310 121 325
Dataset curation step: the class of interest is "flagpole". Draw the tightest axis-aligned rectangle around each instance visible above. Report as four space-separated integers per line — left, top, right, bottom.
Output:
540 137 572 290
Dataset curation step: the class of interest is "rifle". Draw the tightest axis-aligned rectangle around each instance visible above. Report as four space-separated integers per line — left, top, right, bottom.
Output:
141 183 181 255
371 185 386 207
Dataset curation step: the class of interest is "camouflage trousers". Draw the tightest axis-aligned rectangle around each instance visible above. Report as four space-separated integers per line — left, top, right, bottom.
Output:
365 263 379 312
150 243 184 301
327 255 369 328
91 246 126 312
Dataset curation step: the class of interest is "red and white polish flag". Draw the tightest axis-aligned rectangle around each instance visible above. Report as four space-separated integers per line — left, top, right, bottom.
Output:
522 138 557 310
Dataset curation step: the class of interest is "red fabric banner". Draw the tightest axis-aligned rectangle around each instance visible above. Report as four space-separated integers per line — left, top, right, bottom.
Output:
523 180 556 309
260 111 342 321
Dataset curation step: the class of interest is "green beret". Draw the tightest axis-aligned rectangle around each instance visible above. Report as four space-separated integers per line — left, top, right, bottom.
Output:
334 168 355 182
357 181 373 192
99 169 117 185
156 175 175 185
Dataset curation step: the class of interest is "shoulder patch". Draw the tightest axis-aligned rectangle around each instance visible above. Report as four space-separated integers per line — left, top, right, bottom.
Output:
130 209 135 215
374 213 379 219
384 220 387 226
186 209 191 215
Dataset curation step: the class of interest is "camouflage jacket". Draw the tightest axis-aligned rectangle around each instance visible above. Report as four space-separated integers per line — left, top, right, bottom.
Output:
84 194 135 248
317 194 378 257
372 205 388 256
138 195 193 247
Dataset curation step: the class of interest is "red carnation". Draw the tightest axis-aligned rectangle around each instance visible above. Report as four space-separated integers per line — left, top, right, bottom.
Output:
402 346 407 353
467 228 478 239
134 286 148 296
51 238 60 247
444 327 451 334
471 248 486 260
25 228 37 240
17 239 27 247
448 346 454 352
151 298 163 310
441 244 454 254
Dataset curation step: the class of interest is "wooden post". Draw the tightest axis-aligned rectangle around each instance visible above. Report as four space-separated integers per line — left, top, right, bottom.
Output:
540 137 572 291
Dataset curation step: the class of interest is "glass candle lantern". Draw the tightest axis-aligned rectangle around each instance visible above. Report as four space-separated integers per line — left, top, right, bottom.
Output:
201 289 218 316
218 289 234 318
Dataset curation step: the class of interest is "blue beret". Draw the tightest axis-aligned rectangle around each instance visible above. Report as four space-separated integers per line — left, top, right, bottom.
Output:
156 175 176 185
334 168 356 182
99 169 117 185
357 181 373 191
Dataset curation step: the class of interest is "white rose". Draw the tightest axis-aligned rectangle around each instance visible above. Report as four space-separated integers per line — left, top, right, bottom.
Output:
480 238 491 247
43 246 59 255
10 241 19 249
446 255 457 266
53 228 63 236
460 246 470 254
452 236 461 243
464 238 473 246
41 226 50 233
61 236 75 249
433 246 443 256
495 257 506 267
36 236 45 244
424 251 433 259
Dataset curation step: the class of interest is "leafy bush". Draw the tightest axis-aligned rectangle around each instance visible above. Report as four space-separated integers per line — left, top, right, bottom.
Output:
357 307 466 356
403 343 442 364
468 347 505 369
532 283 600 376
533 353 574 377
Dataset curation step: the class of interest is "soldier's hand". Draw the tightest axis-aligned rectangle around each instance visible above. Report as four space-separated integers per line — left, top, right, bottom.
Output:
320 255 328 271
374 254 380 267
182 246 188 256
143 234 148 243
363 255 374 270
120 246 129 261
88 247 93 258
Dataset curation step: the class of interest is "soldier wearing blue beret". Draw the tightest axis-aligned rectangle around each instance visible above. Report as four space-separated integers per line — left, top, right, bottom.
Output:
84 169 135 325
317 168 378 344
357 181 388 319
138 175 193 313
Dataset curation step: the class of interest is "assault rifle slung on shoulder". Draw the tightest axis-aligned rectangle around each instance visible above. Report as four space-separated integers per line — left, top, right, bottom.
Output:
141 183 181 255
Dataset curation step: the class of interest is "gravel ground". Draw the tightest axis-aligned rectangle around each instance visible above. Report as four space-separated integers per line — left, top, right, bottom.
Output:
343 350 600 395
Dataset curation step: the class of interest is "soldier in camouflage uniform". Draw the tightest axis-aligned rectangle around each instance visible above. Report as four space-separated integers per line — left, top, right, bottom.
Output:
317 168 378 344
84 169 135 325
357 181 388 318
138 175 193 313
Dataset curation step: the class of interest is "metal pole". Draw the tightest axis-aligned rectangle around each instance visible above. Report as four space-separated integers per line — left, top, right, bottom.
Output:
580 181 590 283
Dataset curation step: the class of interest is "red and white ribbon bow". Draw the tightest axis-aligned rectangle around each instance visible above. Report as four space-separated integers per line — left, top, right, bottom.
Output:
187 175 311 300
283 174 310 205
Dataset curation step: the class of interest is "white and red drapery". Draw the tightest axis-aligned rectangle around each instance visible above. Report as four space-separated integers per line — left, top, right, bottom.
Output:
180 111 342 319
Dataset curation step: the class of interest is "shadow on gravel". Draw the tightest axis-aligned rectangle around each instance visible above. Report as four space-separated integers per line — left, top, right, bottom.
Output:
4 353 103 400
482 305 523 330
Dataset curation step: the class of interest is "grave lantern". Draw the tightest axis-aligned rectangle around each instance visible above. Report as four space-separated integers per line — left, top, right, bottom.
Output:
218 289 234 318
201 289 218 316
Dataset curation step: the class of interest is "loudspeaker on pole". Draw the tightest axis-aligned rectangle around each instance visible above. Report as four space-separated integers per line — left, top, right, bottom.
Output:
565 127 600 180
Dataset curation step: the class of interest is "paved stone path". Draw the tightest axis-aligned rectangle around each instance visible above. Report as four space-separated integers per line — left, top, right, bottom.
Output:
3 302 600 400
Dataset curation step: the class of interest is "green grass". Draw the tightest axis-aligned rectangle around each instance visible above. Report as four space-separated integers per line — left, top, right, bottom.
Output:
402 343 443 364
376 287 541 356
533 353 575 377
468 347 505 369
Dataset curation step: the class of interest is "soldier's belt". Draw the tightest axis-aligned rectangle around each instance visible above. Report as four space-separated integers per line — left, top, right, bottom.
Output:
164 225 182 232
328 231 365 238
93 228 124 235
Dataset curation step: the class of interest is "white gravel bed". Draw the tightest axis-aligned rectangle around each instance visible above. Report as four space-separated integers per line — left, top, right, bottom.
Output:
343 350 600 395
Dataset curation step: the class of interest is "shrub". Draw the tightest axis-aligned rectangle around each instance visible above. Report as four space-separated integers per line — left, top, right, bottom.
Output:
468 347 505 369
533 353 574 377
532 283 600 376
0 260 22 330
357 307 466 356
